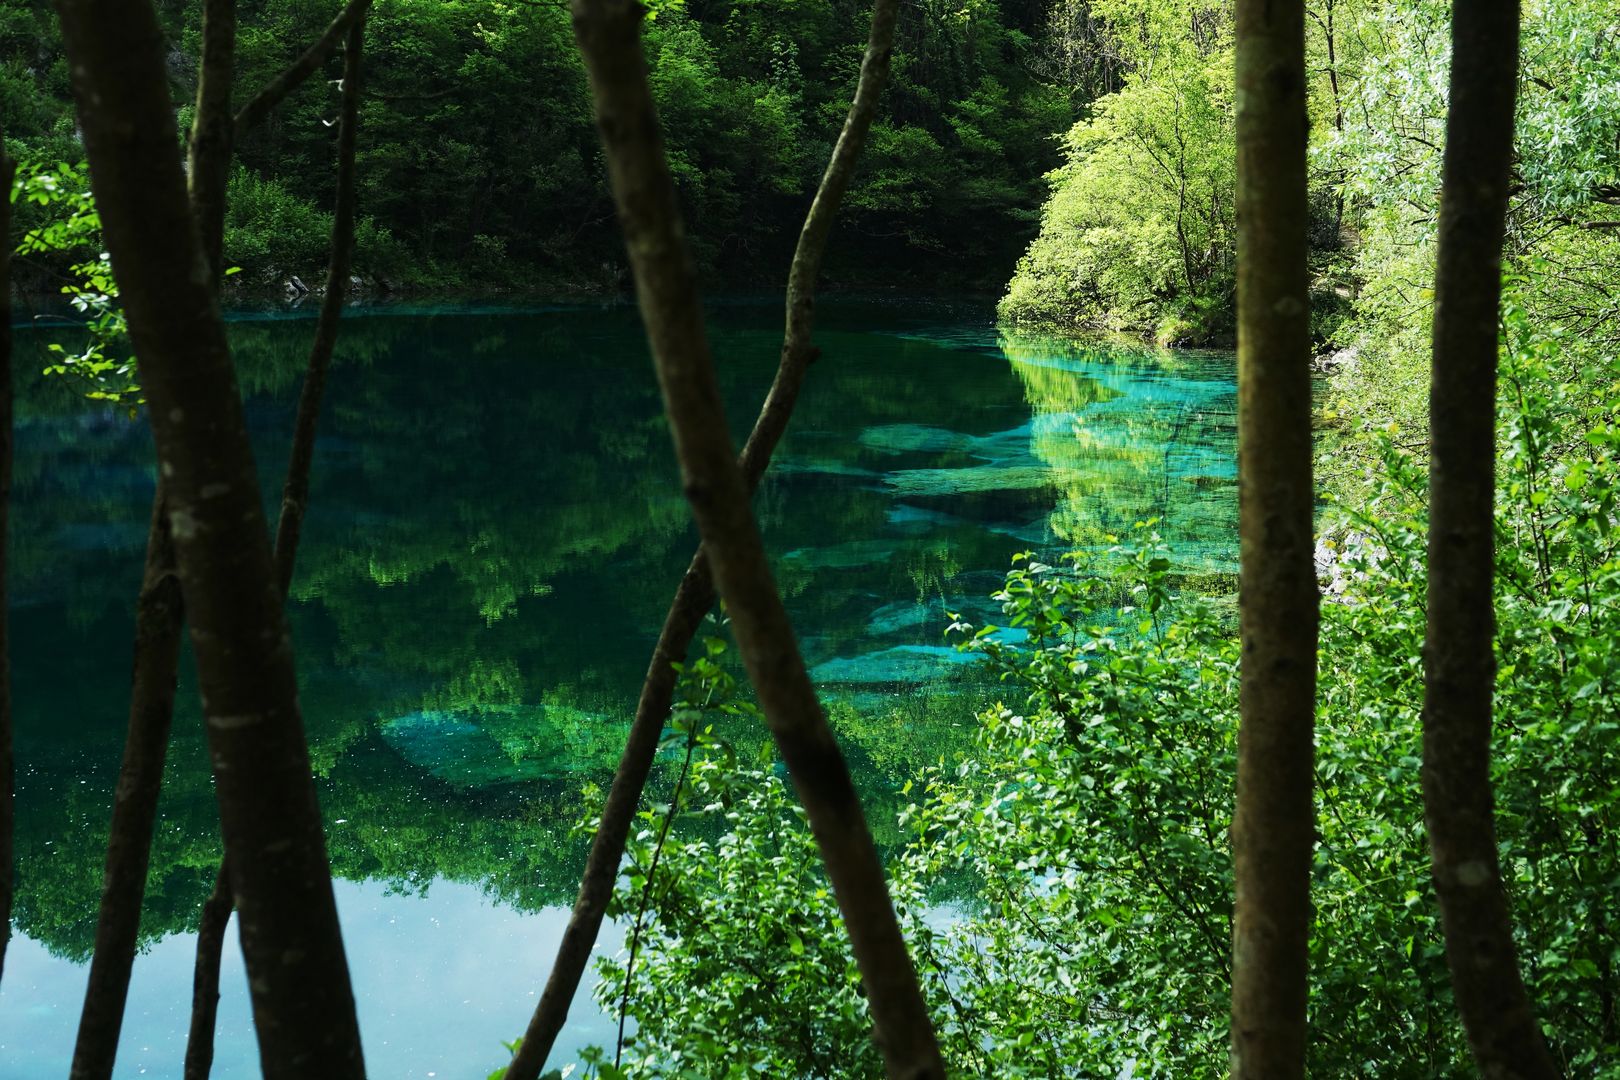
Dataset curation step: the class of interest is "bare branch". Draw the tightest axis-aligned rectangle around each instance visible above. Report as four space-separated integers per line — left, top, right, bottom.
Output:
232 0 372 141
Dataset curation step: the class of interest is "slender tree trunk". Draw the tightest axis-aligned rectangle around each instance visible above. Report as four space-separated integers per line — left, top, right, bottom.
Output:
187 0 236 282
67 0 238 1070
55 2 365 1075
184 860 233 1080
275 15 364 595
570 3 943 1076
1423 2 1557 1076
184 19 367 1077
1230 0 1317 1071
503 5 899 1074
0 139 15 990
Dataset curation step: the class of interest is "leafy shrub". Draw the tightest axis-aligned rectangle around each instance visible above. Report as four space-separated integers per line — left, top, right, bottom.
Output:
223 167 333 279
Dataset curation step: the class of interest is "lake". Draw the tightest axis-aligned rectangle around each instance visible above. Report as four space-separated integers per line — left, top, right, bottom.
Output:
1 297 1236 1076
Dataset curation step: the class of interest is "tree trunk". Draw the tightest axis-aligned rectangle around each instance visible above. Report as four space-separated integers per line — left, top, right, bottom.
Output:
68 0 237 1070
183 12 367 1075
184 861 233 1080
184 19 368 1076
502 5 900 1074
1230 0 1318 1071
569 3 943 1076
1423 1 1557 1075
187 0 236 283
55 2 365 1075
0 139 15 990
72 0 369 1069
275 14 365 595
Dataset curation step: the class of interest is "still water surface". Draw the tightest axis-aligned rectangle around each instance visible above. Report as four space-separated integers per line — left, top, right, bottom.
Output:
2 297 1235 1076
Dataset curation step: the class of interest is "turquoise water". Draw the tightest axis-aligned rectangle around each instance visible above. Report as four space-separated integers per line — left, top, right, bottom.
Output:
0 297 1236 1076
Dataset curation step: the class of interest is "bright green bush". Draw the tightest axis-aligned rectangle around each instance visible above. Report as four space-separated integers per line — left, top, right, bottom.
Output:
999 0 1235 344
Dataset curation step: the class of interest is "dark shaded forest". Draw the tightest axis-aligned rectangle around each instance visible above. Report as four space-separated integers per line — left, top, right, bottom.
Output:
4 0 1078 292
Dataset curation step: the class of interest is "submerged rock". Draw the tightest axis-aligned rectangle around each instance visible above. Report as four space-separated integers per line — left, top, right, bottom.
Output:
810 635 1025 687
379 703 618 789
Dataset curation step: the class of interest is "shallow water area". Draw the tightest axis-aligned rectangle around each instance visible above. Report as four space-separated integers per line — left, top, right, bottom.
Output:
2 296 1235 1075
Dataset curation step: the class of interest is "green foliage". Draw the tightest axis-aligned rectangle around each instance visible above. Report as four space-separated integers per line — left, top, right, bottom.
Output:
588 634 890 1078
999 0 1237 343
908 538 1237 1076
9 160 138 406
1319 0 1620 461
597 757 883 1079
4 0 1077 292
222 166 333 279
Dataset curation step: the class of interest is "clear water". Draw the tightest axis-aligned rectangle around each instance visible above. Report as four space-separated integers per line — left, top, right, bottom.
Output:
1 297 1236 1076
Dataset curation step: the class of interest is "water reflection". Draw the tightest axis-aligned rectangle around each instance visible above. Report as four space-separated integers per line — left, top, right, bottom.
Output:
3 298 1235 1073
0 879 622 1078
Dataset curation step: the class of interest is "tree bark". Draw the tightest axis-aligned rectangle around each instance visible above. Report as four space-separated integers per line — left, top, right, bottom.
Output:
1230 0 1318 1072
569 3 943 1076
55 2 365 1076
0 139 15 990
502 4 899 1074
232 0 372 143
187 0 236 283
1423 2 1557 1076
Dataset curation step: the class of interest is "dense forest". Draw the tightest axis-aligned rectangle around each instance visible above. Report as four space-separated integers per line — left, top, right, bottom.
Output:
4 0 1620 1077
4 0 1075 291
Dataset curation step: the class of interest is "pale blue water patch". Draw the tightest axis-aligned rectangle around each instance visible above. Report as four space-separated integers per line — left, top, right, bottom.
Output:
0 879 623 1079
